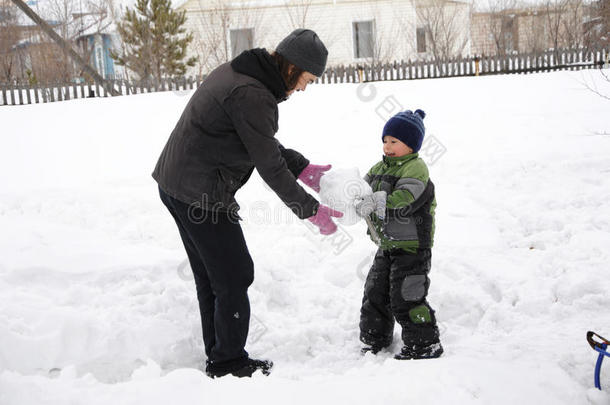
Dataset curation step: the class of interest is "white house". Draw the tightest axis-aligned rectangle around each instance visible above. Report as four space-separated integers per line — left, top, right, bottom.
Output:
176 0 472 76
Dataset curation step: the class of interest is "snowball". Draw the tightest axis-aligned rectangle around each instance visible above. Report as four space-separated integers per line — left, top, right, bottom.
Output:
319 167 372 226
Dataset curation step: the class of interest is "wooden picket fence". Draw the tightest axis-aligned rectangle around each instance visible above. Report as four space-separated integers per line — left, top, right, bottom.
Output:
319 47 609 83
0 75 208 106
1 47 608 106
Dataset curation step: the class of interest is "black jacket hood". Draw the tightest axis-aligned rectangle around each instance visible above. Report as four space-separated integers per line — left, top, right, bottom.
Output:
231 48 288 103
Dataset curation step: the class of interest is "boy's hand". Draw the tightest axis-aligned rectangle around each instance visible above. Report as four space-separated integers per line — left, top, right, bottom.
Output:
355 191 387 219
298 164 332 192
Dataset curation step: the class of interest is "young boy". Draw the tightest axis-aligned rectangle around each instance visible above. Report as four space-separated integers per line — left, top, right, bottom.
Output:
355 109 443 360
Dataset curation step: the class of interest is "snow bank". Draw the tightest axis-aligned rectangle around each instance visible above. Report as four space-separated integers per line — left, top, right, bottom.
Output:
1 70 610 404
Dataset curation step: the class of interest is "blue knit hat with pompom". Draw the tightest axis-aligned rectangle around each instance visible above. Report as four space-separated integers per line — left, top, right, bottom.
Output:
382 109 426 152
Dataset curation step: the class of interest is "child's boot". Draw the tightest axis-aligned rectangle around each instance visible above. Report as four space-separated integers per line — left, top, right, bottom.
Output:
394 341 443 360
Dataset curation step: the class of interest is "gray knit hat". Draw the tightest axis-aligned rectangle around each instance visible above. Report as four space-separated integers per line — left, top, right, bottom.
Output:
276 29 328 77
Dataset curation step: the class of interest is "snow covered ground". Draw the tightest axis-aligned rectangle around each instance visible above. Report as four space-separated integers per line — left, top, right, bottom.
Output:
1 69 610 404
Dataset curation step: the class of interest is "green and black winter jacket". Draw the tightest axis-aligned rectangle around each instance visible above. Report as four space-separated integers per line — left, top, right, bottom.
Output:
365 153 436 254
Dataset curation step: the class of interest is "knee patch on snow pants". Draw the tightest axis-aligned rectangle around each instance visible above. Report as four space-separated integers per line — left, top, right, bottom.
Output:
389 249 431 316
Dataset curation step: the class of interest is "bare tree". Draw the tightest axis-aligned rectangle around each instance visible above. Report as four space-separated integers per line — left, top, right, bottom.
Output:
372 25 398 64
75 0 113 38
520 10 548 53
560 0 585 49
282 0 312 30
581 68 610 101
536 0 586 60
346 5 398 66
585 0 610 49
579 1 610 101
72 0 116 80
0 0 20 81
542 0 569 59
478 0 518 55
409 0 471 62
368 6 399 64
10 0 114 82
45 0 83 80
106 0 133 80
192 0 267 74
9 0 117 92
192 0 230 74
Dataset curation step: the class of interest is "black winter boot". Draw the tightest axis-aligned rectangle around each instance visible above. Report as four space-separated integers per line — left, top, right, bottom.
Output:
206 358 273 378
360 344 386 355
394 342 443 360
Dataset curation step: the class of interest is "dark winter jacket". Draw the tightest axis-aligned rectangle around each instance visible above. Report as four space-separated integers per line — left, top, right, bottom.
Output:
152 48 319 219
365 153 436 253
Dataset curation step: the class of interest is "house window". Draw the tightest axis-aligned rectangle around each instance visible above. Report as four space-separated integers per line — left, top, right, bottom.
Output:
353 20 374 59
230 28 254 58
416 27 426 53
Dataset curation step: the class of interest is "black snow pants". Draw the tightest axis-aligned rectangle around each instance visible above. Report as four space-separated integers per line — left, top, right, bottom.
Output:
360 248 440 348
159 186 253 369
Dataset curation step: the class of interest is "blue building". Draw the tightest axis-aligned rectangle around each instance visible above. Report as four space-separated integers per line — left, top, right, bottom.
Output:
77 33 117 79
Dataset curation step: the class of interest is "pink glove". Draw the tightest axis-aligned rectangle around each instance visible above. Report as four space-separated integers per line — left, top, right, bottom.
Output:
298 164 332 192
308 204 344 235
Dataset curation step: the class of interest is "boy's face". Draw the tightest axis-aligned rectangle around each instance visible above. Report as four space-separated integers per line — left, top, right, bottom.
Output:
383 135 413 157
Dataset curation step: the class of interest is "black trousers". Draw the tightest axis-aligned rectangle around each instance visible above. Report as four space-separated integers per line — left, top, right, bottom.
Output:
159 186 253 368
360 248 440 348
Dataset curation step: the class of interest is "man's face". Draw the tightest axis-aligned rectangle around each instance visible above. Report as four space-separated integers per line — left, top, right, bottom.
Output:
383 135 413 157
286 71 317 96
